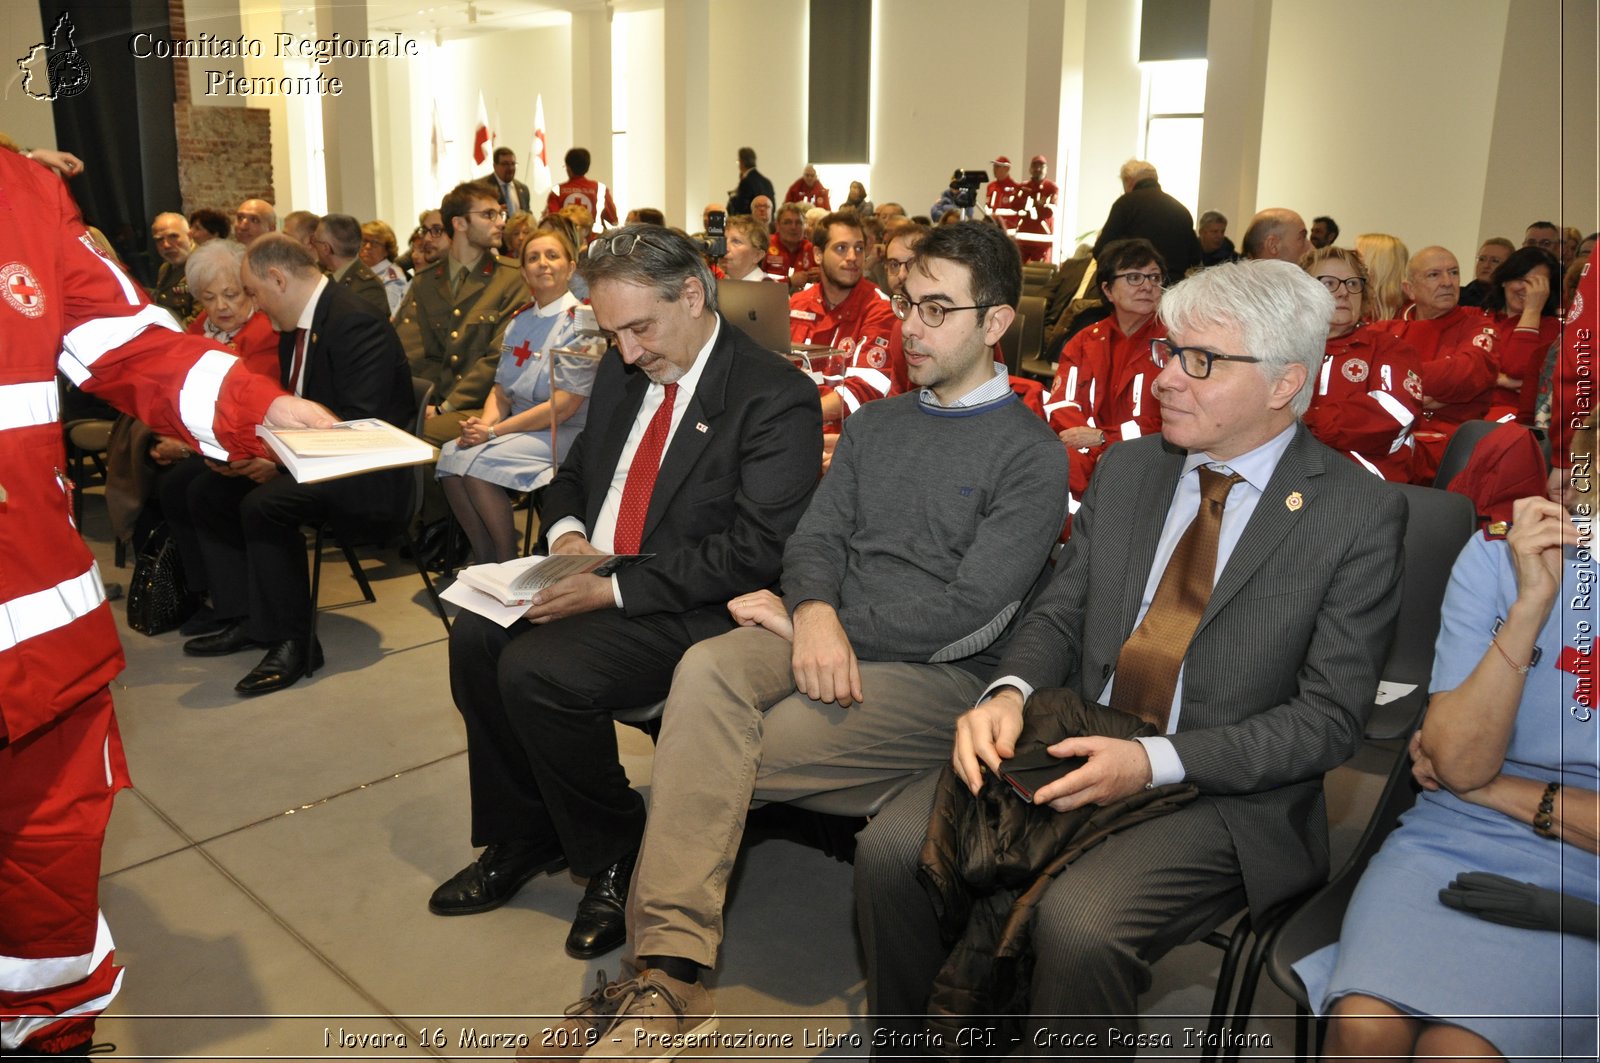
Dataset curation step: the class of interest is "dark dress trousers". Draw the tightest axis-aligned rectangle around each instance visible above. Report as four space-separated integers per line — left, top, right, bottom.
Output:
189 281 414 643
447 316 822 875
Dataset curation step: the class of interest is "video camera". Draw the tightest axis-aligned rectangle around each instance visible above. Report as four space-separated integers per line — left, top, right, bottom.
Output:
949 169 988 210
697 209 727 260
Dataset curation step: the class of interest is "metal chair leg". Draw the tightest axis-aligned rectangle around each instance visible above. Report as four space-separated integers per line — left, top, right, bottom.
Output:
307 524 325 676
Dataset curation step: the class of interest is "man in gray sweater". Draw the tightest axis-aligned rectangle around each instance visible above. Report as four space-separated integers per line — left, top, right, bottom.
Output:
535 222 1072 1048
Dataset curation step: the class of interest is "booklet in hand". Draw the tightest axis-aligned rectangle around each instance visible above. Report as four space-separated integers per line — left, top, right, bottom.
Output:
256 419 436 484
454 553 653 607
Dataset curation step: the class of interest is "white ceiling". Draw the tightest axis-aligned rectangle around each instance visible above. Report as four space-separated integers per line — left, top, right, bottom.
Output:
274 0 609 42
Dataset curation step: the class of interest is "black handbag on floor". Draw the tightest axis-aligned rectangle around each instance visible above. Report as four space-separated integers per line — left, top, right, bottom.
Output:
125 523 197 635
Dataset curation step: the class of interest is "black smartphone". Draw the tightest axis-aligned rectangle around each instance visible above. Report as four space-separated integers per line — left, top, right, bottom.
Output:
995 749 1084 802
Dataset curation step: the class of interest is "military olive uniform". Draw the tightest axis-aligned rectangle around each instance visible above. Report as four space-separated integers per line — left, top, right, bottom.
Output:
334 258 392 320
394 251 529 446
151 260 196 325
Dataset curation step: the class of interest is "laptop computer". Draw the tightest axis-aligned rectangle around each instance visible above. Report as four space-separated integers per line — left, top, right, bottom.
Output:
717 279 792 356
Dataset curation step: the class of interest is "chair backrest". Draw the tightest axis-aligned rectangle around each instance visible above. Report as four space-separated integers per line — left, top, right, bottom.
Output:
1364 483 1475 738
1382 483 1475 686
1265 742 1421 1007
997 310 1025 375
1431 419 1499 489
1017 294 1047 369
409 377 436 522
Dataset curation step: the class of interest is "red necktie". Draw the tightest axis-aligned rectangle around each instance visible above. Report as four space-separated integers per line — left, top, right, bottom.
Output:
289 328 308 395
612 383 679 554
1110 466 1244 730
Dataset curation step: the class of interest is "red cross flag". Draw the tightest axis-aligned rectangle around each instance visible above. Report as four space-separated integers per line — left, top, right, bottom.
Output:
472 92 494 167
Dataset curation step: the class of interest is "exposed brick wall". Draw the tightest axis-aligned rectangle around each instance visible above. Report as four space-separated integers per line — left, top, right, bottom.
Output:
167 0 275 216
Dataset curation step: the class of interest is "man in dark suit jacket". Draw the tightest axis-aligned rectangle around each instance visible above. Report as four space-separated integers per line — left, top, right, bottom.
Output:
434 226 822 945
490 147 532 216
182 234 413 695
1094 159 1202 282
857 260 1407 1051
726 145 775 216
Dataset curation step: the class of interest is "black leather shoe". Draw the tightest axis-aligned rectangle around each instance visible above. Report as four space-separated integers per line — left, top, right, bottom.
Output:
565 850 636 959
183 621 259 657
429 841 567 915
233 639 324 696
179 603 225 638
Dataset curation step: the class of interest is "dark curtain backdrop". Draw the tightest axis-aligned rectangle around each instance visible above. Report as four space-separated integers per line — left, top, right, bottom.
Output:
38 0 179 286
807 0 870 164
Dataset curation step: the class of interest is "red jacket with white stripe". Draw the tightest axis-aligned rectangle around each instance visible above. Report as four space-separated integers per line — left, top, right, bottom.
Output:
1043 314 1165 499
788 279 899 420
1014 178 1058 242
1483 312 1561 421
1386 304 1497 426
545 176 618 231
0 150 281 743
1302 324 1423 482
766 236 819 286
783 179 831 209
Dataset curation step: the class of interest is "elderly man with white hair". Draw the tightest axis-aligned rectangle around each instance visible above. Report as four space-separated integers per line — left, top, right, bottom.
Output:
857 259 1406 1055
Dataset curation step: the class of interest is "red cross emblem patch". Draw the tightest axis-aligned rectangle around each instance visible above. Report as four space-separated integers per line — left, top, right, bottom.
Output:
0 263 45 318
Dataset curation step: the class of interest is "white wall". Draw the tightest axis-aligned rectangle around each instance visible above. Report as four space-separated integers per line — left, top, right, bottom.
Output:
871 0 1032 216
706 0 808 224
0 3 58 152
377 23 573 230
1070 0 1143 241
617 6 667 220
1256 0 1513 265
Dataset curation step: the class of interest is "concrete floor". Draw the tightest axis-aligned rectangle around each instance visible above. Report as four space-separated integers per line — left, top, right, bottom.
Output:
77 495 1391 1061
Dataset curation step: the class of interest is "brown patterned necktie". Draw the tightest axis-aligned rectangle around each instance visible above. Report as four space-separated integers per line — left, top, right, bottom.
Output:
1111 466 1245 731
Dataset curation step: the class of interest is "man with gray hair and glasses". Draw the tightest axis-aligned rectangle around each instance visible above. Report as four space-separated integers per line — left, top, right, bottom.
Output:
433 226 821 962
856 259 1406 1053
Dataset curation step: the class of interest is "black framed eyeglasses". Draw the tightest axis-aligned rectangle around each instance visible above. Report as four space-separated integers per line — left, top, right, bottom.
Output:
1113 270 1164 288
469 208 508 222
1149 337 1262 380
890 293 998 328
421 225 446 237
1314 275 1366 294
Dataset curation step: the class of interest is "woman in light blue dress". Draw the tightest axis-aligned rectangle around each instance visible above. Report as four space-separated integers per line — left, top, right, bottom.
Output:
1295 494 1599 1062
438 229 597 562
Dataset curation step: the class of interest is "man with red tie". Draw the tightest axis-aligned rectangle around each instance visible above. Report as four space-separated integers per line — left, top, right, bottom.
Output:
434 226 821 961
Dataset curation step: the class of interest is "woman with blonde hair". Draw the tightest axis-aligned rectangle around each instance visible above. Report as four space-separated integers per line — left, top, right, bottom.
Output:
1298 244 1423 481
436 227 596 563
359 220 407 314
1355 232 1409 321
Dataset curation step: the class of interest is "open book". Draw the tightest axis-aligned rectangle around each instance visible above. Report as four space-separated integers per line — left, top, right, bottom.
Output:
455 553 653 607
256 419 437 484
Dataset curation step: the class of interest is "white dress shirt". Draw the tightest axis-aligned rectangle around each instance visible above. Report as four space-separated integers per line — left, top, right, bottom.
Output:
544 316 723 606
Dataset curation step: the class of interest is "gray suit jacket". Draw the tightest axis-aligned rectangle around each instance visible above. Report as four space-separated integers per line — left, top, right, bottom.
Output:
995 424 1405 910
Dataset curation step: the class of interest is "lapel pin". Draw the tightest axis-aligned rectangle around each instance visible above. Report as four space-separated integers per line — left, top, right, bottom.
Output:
695 422 709 433
1285 491 1303 512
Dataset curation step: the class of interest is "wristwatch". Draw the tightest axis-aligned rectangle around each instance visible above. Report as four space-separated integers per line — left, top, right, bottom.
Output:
486 426 497 440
